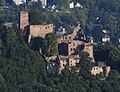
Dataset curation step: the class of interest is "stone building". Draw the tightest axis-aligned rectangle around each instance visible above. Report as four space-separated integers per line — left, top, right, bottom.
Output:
57 24 94 70
19 11 53 43
58 55 80 70
91 66 103 75
91 61 110 76
19 11 29 30
91 66 110 76
58 24 94 60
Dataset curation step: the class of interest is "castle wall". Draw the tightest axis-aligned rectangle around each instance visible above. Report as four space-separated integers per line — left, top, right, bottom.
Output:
83 43 94 59
68 40 83 55
59 40 94 60
28 24 53 43
57 24 94 60
58 34 74 43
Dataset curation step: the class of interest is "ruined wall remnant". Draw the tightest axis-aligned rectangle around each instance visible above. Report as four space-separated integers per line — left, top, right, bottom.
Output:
67 40 83 55
28 24 53 43
57 24 94 61
83 43 94 60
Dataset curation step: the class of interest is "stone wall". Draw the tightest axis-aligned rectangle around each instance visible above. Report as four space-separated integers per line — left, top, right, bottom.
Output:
67 40 83 55
28 24 53 43
57 24 94 60
83 43 94 60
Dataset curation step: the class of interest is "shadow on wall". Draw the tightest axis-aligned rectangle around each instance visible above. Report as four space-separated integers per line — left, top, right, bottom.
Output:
23 25 30 42
75 44 85 54
30 37 44 50
58 43 68 56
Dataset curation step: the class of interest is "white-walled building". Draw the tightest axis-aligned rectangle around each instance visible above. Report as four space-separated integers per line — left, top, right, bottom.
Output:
69 2 83 9
13 0 26 5
69 2 74 9
13 0 47 8
75 2 83 8
102 35 110 43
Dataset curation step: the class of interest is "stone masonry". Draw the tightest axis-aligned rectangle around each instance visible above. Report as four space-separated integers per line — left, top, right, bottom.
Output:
58 24 94 60
56 24 94 71
19 11 53 43
19 11 29 30
28 24 53 43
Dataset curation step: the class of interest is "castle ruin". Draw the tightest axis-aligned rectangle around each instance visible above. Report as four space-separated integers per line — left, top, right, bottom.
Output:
47 24 94 72
19 11 53 43
19 11 29 30
58 24 94 61
28 24 53 43
19 11 110 76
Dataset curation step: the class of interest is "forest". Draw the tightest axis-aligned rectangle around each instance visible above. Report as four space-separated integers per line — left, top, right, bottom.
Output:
0 20 120 92
0 0 120 92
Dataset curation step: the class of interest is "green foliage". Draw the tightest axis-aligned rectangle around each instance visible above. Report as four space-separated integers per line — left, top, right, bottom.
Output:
47 0 69 8
94 43 120 71
38 0 42 11
43 33 58 57
0 1 120 92
0 25 46 92
0 0 6 6
29 10 44 25
77 51 95 79
31 33 58 57
0 24 120 92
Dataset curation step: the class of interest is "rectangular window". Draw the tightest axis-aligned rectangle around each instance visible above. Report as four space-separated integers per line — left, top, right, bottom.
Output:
65 37 67 39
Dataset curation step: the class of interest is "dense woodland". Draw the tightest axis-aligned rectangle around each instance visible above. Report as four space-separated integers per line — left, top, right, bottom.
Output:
0 0 120 92
0 20 120 92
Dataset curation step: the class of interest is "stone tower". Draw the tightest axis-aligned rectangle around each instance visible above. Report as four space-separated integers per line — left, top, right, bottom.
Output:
19 11 29 30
